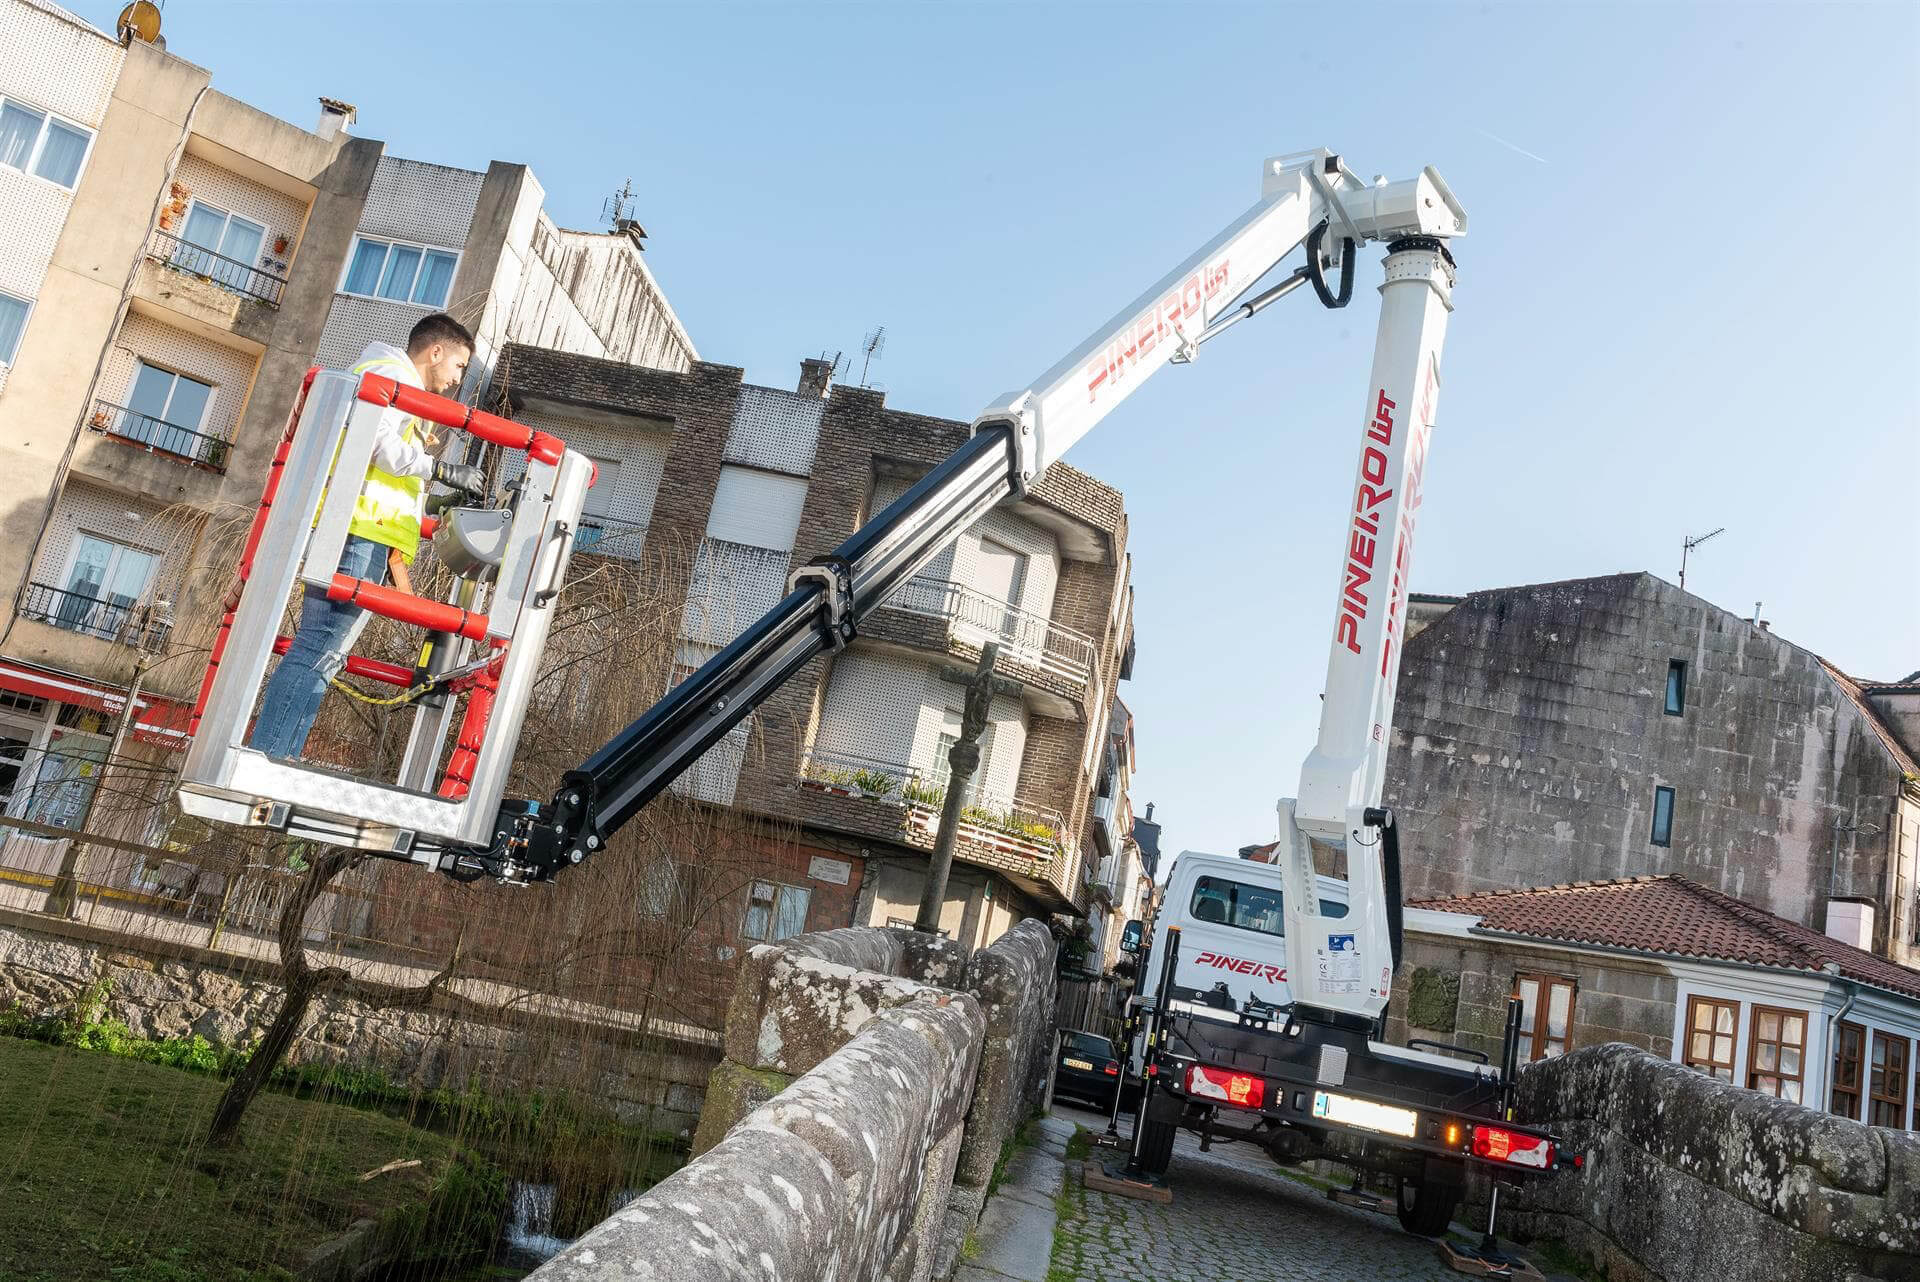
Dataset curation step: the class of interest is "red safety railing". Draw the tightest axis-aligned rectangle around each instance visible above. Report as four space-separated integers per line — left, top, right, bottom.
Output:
356 374 565 464
188 367 577 812
187 366 320 736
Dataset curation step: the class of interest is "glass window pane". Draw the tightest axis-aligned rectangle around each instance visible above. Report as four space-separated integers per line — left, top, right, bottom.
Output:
165 374 213 431
32 118 88 187
64 535 113 596
743 903 771 940
1547 984 1571 1039
414 251 457 306
772 886 810 940
1517 979 1539 1034
104 547 156 606
1652 787 1675 845
1690 1031 1710 1060
1714 1034 1732 1063
182 203 228 253
126 362 176 421
1758 1010 1778 1041
1756 1043 1776 1072
22 741 104 829
1715 1005 1735 1035
1781 1047 1800 1077
344 239 387 294
1783 1080 1801 1104
1784 1015 1803 1044
0 292 27 364
219 215 264 269
0 102 45 170
377 245 422 300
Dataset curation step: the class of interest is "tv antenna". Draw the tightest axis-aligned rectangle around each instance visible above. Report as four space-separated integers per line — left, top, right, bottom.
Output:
601 179 646 244
1678 527 1725 590
819 349 847 380
858 326 887 387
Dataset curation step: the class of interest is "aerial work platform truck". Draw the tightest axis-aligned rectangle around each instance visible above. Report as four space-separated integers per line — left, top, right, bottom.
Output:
177 147 1577 1265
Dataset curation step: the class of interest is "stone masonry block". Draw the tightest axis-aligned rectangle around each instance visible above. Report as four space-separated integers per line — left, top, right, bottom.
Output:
721 942 937 1079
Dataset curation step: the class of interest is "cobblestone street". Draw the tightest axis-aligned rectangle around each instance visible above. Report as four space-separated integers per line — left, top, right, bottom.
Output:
1047 1103 1489 1282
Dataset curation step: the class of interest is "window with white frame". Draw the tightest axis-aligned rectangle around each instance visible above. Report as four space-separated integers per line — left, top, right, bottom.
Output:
123 361 215 446
0 96 92 189
575 455 623 549
0 291 30 366
51 535 159 640
341 236 459 308
742 880 810 942
178 201 266 270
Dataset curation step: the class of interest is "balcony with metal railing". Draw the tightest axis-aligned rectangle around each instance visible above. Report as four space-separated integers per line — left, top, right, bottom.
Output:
1091 791 1119 857
796 745 1078 909
875 576 1098 705
87 401 230 472
19 583 171 650
146 228 287 307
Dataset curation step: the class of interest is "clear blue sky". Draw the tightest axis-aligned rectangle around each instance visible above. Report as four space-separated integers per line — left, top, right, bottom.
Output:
107 1 1918 860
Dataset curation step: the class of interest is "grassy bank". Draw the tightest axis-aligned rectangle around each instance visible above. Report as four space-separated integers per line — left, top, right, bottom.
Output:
0 1037 498 1282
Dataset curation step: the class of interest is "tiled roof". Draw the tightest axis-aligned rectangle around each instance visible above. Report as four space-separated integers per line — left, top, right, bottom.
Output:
1412 875 1920 1002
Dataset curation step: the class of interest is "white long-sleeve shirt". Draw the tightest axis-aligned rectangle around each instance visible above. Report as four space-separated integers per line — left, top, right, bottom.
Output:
354 341 437 480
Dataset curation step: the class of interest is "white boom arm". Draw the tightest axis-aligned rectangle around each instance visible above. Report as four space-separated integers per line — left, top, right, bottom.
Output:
975 148 1465 1024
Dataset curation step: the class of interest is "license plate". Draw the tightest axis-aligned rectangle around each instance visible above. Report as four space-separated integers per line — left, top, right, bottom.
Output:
1312 1090 1418 1138
1064 1057 1093 1071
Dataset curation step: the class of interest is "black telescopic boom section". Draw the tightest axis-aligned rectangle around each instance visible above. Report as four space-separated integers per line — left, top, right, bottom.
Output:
488 426 1019 880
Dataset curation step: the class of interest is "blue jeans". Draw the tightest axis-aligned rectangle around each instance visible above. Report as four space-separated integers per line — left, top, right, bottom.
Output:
250 536 388 760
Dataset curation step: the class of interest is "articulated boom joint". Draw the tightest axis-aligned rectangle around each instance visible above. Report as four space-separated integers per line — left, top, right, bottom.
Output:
788 556 858 651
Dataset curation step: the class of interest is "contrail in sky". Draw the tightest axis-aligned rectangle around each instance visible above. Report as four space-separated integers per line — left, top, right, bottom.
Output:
1476 128 1549 165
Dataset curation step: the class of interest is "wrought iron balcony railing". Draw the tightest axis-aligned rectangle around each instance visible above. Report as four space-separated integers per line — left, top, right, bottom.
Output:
88 400 230 472
883 576 1097 687
146 227 287 306
797 745 1072 883
19 582 170 649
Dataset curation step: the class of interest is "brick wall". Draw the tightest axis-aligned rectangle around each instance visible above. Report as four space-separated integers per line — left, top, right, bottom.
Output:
491 345 1133 925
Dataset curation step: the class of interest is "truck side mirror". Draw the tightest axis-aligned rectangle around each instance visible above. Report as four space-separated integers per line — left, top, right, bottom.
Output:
1119 919 1143 954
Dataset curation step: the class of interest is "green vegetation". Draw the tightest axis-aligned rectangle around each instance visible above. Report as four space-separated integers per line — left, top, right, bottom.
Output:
1045 1126 1092 1282
986 1118 1037 1202
0 1036 495 1282
0 988 690 1272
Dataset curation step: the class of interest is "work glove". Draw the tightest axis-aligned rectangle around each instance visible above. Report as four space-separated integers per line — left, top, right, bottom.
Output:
432 460 487 499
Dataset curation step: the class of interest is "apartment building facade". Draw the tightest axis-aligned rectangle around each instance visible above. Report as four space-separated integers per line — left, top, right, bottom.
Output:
486 344 1136 950
0 0 694 856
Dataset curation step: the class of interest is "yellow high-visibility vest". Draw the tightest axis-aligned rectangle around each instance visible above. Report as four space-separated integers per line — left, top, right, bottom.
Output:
345 353 428 561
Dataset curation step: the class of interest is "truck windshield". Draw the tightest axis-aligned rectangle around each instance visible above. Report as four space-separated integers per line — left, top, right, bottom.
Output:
1189 875 1348 936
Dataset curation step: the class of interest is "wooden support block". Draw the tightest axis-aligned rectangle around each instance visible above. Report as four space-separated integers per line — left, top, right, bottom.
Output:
1083 1160 1174 1203
1436 1237 1546 1280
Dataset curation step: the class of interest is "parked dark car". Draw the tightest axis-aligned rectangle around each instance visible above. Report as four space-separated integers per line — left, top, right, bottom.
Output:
1052 1029 1122 1109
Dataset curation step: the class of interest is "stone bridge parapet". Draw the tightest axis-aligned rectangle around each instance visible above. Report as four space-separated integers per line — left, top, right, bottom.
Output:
1510 1042 1919 1282
532 920 1057 1282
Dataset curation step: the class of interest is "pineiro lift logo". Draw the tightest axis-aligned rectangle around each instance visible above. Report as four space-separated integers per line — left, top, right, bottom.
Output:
1193 950 1287 984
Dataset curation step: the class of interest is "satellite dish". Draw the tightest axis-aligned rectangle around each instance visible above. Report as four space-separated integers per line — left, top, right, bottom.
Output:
117 1 162 45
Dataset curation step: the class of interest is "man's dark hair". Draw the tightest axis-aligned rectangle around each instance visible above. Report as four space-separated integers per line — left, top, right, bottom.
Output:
407 312 474 356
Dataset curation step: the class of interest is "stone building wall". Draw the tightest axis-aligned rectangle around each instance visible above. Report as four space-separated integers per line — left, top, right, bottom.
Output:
1383 930 1678 1064
1384 573 1909 953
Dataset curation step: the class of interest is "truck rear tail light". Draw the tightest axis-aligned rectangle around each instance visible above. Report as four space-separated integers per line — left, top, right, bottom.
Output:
1184 1065 1264 1109
1470 1124 1554 1169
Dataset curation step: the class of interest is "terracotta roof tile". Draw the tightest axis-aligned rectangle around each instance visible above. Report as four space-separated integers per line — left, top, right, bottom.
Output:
1412 875 1920 1001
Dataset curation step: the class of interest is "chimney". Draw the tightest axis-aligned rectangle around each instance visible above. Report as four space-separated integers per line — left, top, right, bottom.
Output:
1824 898 1875 951
316 98 357 142
797 358 834 399
1145 802 1155 822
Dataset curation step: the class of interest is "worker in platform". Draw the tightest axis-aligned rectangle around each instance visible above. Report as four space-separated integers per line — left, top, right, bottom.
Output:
249 312 486 761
